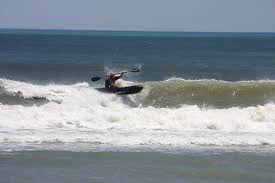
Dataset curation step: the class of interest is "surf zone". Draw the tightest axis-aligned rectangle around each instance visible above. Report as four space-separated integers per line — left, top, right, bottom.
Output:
1 78 275 150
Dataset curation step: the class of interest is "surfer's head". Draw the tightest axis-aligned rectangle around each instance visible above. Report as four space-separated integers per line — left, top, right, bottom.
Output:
109 73 115 79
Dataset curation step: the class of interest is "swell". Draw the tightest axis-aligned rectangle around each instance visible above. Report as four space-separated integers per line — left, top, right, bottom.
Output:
141 79 275 108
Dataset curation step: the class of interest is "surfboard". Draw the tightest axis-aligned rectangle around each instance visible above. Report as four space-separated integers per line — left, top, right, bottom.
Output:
96 85 143 95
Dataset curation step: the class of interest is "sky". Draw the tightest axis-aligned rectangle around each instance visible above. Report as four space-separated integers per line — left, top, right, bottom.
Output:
1 0 275 32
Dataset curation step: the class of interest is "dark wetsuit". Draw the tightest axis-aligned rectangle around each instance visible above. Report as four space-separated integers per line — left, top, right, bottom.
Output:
105 76 120 90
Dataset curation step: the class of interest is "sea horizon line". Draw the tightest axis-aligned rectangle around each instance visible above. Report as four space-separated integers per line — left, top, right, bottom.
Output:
1 28 275 38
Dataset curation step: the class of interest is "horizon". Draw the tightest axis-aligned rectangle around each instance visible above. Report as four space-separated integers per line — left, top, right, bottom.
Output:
1 28 275 34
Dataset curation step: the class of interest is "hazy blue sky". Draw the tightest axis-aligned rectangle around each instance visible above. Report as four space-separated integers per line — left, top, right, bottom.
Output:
1 0 275 32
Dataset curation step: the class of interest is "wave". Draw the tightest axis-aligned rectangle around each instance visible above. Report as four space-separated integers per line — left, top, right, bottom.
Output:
1 78 275 149
2 78 275 108
141 79 275 108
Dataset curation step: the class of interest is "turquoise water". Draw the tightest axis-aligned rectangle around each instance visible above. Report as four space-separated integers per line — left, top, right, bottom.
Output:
1 29 275 182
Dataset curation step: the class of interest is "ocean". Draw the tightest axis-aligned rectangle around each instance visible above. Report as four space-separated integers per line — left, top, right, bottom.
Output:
0 29 275 183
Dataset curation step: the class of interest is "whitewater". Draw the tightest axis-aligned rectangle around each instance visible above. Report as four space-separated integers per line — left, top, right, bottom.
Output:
1 78 275 151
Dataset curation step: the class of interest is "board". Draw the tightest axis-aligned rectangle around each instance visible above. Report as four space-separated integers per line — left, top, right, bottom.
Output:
96 85 143 95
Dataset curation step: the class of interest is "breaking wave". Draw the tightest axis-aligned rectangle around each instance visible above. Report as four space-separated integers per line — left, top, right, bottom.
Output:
1 78 275 149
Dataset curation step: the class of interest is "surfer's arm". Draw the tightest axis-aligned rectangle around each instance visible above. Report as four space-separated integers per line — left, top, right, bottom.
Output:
115 72 124 80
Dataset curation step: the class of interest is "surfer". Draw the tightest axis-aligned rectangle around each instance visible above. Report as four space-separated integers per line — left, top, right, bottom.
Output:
91 69 142 94
105 72 124 90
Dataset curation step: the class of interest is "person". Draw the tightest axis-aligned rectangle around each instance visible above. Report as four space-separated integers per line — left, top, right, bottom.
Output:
105 72 124 91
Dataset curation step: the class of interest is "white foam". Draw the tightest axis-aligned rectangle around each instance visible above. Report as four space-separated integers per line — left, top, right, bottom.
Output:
1 79 275 149
164 77 275 83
